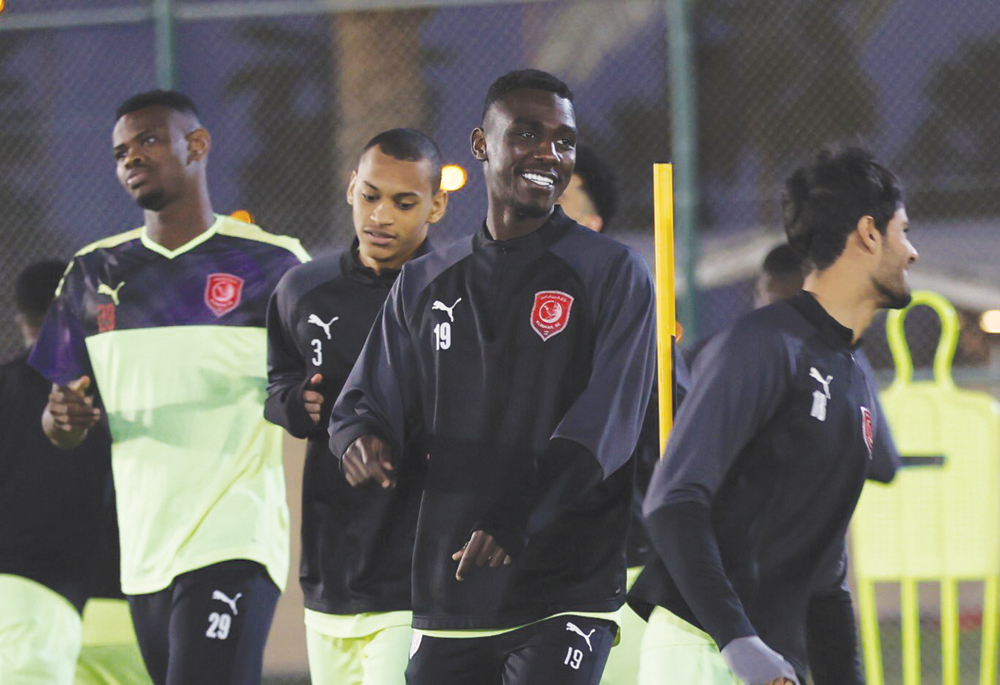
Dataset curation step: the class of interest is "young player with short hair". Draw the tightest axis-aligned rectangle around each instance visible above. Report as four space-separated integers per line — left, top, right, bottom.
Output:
30 90 309 685
265 127 448 684
629 147 918 684
329 69 657 684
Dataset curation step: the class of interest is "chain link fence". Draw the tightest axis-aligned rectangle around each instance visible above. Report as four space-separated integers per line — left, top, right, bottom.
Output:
2 0 999 681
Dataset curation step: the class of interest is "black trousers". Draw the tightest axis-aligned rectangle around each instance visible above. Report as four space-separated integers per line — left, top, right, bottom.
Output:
407 615 618 685
127 560 280 685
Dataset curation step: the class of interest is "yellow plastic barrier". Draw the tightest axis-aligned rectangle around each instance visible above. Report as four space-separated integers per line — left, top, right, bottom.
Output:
851 291 1000 685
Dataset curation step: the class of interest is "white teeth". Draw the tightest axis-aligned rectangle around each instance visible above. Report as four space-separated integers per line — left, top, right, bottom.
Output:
522 172 554 187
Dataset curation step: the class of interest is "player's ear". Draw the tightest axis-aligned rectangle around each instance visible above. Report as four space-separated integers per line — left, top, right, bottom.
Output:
427 190 449 225
186 128 210 163
471 128 487 162
346 171 357 206
856 215 880 255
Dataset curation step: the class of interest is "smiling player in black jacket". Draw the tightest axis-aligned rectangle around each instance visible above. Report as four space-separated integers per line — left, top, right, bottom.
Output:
265 129 447 685
329 70 657 685
628 147 919 685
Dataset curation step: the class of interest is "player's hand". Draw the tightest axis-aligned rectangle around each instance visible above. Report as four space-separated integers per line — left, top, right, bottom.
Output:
341 434 395 489
48 376 101 431
452 530 512 581
721 635 799 685
43 376 100 449
302 373 324 425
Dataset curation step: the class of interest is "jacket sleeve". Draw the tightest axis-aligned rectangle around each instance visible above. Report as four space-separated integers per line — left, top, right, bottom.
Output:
642 319 793 649
806 546 864 685
263 275 317 439
328 273 421 462
477 249 657 557
29 260 93 386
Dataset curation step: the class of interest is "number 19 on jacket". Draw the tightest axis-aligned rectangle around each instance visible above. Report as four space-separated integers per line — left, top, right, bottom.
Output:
434 322 452 350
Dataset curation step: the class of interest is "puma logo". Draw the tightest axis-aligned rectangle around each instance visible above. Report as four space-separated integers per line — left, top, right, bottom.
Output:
97 281 125 306
565 622 596 653
211 590 242 616
809 367 834 422
431 298 462 323
809 367 833 399
307 314 339 341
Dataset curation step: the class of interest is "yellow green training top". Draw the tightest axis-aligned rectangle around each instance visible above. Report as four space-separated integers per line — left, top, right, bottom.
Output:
30 215 309 595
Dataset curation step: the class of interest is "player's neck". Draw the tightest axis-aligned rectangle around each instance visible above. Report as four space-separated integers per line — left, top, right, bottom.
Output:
485 202 553 242
144 189 215 251
803 266 879 344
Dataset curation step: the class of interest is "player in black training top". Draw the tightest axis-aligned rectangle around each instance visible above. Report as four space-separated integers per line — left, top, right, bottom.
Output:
672 242 900 684
628 147 918 684
0 261 114 683
265 128 447 685
329 70 657 685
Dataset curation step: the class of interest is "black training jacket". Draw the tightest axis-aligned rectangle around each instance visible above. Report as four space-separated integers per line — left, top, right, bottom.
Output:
265 241 429 615
0 353 117 613
330 207 657 631
629 291 877 674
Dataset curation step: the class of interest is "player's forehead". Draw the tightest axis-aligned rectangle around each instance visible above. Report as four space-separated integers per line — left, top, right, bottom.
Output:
487 89 576 132
112 106 189 145
356 146 435 196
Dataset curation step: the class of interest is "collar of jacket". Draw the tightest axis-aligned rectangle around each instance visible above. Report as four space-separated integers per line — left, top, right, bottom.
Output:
789 290 862 350
472 205 574 253
341 237 432 286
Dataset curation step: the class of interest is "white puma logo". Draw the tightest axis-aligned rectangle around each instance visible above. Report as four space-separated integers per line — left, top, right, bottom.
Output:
809 367 834 422
307 314 339 340
809 367 833 398
565 622 596 653
211 590 242 616
431 298 462 323
97 281 125 305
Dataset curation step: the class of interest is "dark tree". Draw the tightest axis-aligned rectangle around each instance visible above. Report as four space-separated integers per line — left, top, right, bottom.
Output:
224 23 337 249
899 37 1000 218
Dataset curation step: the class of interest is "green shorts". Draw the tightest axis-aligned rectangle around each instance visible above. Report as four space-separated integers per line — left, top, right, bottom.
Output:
75 598 151 685
0 574 82 685
306 622 412 685
637 607 739 685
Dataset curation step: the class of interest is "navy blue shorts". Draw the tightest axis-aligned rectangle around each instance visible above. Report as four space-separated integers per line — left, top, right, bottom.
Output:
406 615 617 685
127 560 279 685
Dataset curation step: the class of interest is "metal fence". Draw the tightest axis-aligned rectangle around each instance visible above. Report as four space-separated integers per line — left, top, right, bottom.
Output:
2 0 999 681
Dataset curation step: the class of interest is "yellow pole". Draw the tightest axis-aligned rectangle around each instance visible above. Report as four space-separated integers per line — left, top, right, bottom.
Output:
653 163 677 455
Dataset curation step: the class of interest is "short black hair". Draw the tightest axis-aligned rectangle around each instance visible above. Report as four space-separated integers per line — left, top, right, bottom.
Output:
573 146 618 230
15 260 67 323
116 89 200 123
482 69 573 121
762 243 805 280
362 128 444 193
782 146 903 270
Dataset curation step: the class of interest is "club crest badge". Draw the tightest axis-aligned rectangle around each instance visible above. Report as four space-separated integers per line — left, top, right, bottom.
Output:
861 406 874 459
97 303 116 333
205 273 244 317
531 290 574 341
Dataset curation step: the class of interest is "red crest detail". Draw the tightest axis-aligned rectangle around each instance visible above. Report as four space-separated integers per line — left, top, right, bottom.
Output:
205 273 244 317
861 407 874 459
97 303 116 333
531 290 574 341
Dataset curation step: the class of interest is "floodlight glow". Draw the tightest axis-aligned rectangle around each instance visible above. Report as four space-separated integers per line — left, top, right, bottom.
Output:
440 165 467 192
980 310 1000 334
